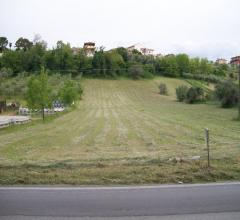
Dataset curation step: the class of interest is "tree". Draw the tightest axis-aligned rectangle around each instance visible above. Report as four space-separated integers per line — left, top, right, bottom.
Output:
128 64 144 79
176 54 190 76
15 37 33 51
75 48 92 75
0 37 8 53
92 47 106 77
185 87 204 104
215 80 238 108
26 67 52 120
105 51 125 77
116 47 129 62
159 83 168 95
54 41 75 71
59 80 79 106
176 85 188 102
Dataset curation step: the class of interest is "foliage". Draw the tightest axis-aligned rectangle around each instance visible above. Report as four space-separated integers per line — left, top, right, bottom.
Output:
176 53 190 76
0 67 13 78
0 36 237 80
128 64 144 79
215 80 238 108
176 85 188 102
0 37 8 52
26 67 52 120
59 80 81 106
158 83 168 95
185 87 204 104
15 37 33 51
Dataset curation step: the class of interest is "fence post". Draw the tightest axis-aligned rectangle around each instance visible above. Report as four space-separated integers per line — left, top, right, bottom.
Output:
205 128 210 168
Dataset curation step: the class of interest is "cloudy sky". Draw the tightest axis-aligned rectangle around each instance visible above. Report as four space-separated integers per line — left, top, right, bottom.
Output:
1 0 240 60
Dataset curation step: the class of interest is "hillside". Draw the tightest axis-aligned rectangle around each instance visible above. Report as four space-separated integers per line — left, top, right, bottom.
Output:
0 77 239 184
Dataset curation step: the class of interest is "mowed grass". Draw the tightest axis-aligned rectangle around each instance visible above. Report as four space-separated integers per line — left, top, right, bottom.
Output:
0 77 240 184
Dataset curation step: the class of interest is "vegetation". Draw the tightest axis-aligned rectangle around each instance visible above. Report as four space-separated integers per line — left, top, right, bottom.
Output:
0 77 239 185
176 85 189 102
176 85 205 104
158 83 168 95
215 80 239 108
0 36 238 80
26 68 52 120
185 87 204 104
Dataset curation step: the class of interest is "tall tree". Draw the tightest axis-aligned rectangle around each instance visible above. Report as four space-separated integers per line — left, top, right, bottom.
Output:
15 37 33 51
26 67 52 120
0 37 8 53
176 54 190 76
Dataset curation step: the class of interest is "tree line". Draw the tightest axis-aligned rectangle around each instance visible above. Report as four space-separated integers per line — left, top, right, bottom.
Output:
0 36 238 80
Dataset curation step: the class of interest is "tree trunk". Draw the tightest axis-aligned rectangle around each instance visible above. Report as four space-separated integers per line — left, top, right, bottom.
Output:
42 106 45 121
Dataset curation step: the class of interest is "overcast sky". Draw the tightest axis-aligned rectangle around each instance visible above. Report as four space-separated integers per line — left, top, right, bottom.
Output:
1 0 240 60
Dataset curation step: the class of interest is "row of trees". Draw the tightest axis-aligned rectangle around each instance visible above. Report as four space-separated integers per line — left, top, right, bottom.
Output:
0 36 238 79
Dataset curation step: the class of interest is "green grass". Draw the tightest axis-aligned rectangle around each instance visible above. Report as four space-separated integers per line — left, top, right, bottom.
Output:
0 77 240 185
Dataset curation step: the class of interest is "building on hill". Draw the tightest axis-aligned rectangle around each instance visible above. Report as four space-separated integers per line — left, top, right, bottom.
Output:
230 56 240 65
127 44 154 56
165 54 175 57
72 47 81 56
83 42 96 57
215 58 228 65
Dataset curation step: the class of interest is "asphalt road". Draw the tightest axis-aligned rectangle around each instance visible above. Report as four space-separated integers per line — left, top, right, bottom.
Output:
0 183 240 219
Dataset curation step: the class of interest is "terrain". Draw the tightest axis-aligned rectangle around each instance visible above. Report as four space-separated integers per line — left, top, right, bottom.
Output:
0 77 239 184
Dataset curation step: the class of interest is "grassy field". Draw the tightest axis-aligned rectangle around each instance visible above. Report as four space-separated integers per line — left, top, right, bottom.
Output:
0 77 240 185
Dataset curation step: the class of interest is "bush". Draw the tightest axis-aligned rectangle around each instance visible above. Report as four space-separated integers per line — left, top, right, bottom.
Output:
128 65 144 79
159 83 168 95
215 80 238 108
176 85 188 101
0 67 13 78
185 87 204 104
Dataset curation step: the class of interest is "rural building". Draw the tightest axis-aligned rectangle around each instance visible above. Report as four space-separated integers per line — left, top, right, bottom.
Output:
165 54 175 57
230 56 240 65
83 42 96 57
215 58 228 65
72 47 81 55
127 44 154 56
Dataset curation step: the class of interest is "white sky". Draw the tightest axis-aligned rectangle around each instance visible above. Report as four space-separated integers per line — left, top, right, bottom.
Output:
1 0 240 60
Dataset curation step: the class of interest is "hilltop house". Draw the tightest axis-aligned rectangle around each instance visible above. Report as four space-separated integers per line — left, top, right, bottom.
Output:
230 56 240 65
83 42 96 57
215 58 228 65
127 44 154 56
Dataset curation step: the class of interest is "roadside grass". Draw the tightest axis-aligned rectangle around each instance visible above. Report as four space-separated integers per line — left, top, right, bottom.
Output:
0 77 239 185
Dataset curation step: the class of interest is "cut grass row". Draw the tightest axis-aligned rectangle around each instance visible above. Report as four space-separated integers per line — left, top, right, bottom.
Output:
0 77 239 184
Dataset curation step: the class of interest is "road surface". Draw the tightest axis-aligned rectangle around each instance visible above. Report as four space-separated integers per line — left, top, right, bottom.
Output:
0 183 240 219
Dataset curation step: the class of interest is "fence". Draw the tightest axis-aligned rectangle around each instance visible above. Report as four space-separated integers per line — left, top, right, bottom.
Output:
0 116 31 129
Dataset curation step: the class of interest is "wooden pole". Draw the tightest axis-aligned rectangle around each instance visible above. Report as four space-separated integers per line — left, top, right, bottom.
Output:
205 128 210 168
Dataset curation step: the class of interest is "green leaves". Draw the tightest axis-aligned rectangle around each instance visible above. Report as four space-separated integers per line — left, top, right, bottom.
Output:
26 67 52 119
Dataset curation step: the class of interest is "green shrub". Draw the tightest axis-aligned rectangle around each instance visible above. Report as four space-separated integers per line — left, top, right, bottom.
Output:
215 80 238 108
128 65 144 80
185 87 204 104
159 83 168 95
176 85 188 101
0 67 13 78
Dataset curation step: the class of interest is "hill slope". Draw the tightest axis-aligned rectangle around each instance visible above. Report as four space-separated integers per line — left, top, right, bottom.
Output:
0 77 239 184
